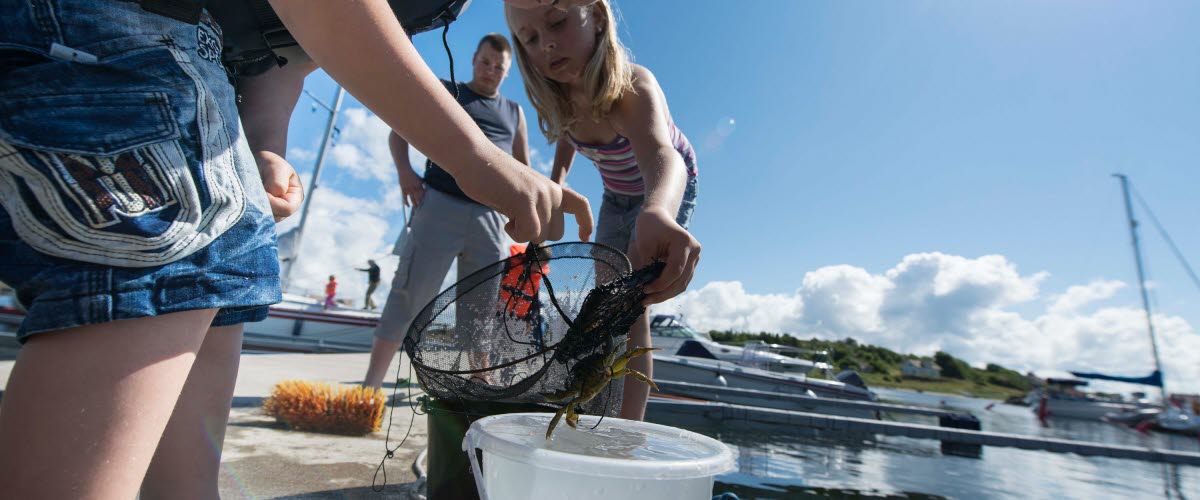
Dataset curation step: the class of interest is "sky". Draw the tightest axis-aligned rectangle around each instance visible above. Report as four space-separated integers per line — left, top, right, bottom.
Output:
278 1 1200 394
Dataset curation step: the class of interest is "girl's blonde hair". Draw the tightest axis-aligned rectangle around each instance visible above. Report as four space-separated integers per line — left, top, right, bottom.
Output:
508 0 634 142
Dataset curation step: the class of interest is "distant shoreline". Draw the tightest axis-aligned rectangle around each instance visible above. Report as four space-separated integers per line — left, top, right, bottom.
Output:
859 373 1023 401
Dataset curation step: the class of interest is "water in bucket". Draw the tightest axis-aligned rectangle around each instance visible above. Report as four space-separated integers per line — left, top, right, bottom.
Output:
463 413 734 500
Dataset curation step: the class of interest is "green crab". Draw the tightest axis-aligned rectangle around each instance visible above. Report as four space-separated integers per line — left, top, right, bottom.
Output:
544 346 661 439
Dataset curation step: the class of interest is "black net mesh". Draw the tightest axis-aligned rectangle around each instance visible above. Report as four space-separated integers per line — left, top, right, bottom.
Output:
402 242 663 418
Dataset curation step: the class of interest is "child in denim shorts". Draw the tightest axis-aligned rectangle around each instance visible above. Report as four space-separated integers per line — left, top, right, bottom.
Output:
0 1 593 498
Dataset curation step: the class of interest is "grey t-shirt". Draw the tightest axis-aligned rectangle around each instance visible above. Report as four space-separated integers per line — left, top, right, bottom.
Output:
424 80 522 202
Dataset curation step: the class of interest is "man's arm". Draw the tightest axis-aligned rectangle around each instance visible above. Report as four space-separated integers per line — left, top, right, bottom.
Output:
512 106 530 167
388 131 425 207
237 56 320 222
270 0 592 243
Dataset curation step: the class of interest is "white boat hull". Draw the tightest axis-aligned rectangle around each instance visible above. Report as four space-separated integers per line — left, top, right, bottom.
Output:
652 354 875 402
1037 397 1137 420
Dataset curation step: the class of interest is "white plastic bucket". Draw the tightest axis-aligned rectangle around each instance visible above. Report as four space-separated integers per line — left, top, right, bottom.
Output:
462 413 734 500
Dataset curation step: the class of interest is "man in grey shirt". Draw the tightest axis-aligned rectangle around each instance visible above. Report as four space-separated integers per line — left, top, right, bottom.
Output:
363 33 531 390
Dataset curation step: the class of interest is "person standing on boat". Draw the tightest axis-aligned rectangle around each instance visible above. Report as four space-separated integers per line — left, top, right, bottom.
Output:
356 260 382 310
324 275 339 310
363 33 535 390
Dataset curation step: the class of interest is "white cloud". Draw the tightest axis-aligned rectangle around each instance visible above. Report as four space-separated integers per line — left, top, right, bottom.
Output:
327 108 395 183
528 147 553 175
661 252 1200 394
276 187 397 305
287 147 315 162
1047 280 1125 315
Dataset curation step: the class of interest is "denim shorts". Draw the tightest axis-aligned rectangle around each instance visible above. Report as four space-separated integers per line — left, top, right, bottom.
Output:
595 174 698 254
0 1 282 340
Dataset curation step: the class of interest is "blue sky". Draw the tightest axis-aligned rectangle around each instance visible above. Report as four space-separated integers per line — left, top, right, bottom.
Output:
281 1 1199 392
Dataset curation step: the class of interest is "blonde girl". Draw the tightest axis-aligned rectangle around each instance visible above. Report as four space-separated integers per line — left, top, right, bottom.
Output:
506 0 702 420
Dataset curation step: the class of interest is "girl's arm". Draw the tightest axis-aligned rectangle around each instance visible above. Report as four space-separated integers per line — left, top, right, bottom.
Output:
550 137 590 242
549 139 576 232
513 107 531 167
611 66 700 304
550 137 575 184
270 0 590 243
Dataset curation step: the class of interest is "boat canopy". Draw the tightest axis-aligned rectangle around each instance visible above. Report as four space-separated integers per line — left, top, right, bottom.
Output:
1069 370 1163 388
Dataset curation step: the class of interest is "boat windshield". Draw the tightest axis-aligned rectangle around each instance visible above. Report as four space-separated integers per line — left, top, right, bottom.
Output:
650 315 713 341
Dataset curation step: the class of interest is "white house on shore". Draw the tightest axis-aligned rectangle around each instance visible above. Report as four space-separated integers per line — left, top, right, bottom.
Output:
901 358 942 379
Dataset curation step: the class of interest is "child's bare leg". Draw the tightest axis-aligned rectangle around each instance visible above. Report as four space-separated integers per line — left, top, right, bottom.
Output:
364 336 403 391
140 324 244 500
619 244 654 421
0 309 217 499
619 311 653 421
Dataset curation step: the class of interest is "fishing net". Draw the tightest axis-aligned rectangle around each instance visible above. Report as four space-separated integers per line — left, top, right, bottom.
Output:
402 242 663 418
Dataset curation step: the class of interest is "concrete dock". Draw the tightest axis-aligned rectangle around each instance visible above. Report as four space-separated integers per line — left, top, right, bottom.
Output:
0 343 429 499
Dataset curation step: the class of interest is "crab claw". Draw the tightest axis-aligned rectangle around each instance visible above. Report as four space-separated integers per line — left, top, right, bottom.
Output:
614 367 659 392
612 347 662 372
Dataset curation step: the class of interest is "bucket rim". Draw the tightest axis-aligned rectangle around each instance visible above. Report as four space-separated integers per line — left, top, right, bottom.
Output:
462 412 735 479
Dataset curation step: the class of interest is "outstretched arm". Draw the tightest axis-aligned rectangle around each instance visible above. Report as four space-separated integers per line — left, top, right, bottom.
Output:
513 107 531 167
550 137 575 184
270 0 591 243
549 137 590 241
611 66 700 304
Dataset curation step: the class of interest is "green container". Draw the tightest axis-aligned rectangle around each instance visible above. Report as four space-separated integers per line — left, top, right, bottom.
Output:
423 398 551 500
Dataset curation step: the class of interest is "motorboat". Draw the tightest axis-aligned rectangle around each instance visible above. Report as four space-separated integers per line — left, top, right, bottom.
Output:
1030 378 1137 421
1155 401 1200 434
652 344 875 402
650 314 831 374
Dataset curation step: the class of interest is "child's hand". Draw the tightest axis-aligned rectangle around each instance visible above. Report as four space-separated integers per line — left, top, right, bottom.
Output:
633 208 700 305
467 165 593 244
256 151 305 222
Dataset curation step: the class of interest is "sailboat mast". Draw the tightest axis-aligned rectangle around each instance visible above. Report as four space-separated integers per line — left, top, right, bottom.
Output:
1114 174 1167 401
281 86 346 292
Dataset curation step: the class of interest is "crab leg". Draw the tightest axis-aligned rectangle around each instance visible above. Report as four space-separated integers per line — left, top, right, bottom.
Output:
611 368 659 392
546 405 571 439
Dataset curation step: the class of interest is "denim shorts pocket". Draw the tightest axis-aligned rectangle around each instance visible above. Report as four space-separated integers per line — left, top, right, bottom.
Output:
0 45 247 268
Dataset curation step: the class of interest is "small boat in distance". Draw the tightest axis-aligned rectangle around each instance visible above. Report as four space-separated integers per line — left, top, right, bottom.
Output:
1029 378 1137 421
650 314 832 374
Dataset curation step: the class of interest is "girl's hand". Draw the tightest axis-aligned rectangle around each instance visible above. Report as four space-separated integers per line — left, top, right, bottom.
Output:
256 151 305 222
633 208 700 304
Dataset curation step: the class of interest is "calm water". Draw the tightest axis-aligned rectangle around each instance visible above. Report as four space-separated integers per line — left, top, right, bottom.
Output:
694 389 1199 499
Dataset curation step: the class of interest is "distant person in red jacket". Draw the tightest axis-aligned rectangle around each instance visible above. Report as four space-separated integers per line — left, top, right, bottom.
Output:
324 275 338 310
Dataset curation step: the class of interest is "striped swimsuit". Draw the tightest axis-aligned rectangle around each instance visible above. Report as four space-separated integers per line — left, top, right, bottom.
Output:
567 121 698 196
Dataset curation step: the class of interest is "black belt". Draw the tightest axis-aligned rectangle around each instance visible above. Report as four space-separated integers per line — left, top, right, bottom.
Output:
127 0 207 25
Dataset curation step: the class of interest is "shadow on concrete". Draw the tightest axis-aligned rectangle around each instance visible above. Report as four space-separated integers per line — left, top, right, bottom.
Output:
227 419 288 430
232 396 267 408
343 379 418 390
270 484 416 499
